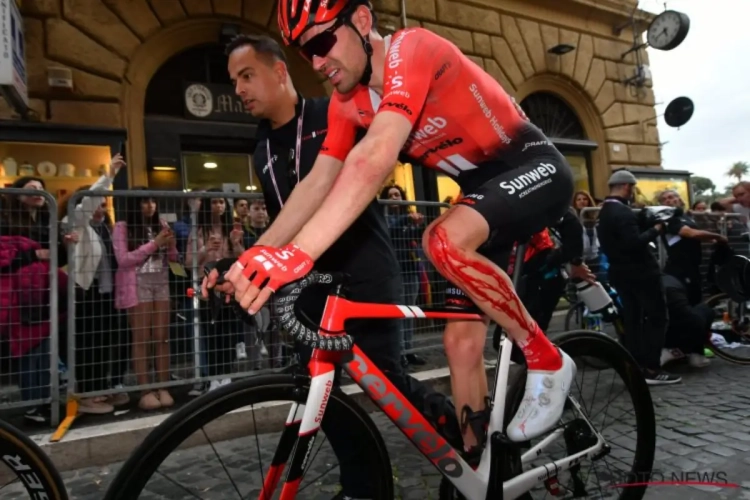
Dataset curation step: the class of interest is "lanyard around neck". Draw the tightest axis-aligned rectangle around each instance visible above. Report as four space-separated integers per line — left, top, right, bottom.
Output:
266 99 305 208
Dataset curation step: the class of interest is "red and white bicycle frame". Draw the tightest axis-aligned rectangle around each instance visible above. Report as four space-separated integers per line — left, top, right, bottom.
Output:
262 294 606 500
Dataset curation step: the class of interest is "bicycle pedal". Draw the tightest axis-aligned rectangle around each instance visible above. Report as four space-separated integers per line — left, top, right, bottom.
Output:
544 476 561 496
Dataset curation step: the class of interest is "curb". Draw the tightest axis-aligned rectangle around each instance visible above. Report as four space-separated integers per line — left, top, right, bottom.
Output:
32 363 496 473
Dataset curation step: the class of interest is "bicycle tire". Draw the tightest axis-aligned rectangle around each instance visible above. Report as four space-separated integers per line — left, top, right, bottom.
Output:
439 330 655 500
0 419 68 500
103 375 394 499
704 293 750 365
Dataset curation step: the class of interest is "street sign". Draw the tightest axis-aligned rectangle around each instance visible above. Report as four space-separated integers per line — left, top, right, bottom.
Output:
0 0 28 108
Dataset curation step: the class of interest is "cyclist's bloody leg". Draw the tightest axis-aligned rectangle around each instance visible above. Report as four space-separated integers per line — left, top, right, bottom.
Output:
425 222 561 368
424 206 573 442
443 319 488 450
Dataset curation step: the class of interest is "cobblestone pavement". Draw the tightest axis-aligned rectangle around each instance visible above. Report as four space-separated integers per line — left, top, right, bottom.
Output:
6 316 750 499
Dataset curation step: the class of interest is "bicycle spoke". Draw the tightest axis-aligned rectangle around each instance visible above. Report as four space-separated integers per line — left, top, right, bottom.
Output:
298 462 339 493
201 426 244 499
251 405 271 500
153 470 206 499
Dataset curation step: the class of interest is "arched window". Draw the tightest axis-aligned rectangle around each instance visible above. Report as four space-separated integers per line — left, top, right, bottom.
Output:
520 92 586 140
521 92 593 195
145 44 231 117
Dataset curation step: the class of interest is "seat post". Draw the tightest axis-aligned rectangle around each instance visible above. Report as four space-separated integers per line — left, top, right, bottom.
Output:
511 243 527 289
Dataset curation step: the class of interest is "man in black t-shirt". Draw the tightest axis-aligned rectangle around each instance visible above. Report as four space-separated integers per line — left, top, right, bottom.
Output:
598 170 677 385
658 190 727 305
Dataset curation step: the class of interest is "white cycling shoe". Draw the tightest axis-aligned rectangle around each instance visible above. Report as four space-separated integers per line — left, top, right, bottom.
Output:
506 350 576 442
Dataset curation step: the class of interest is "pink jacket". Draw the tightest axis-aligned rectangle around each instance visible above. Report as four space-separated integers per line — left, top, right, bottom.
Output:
0 236 68 357
112 221 178 310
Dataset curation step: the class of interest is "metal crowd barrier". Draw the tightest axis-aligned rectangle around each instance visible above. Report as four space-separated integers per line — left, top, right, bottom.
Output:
0 187 458 432
0 188 61 426
5 182 743 431
377 198 455 358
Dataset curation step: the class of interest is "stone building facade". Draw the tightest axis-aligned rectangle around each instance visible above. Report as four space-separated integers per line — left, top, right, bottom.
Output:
1 0 662 199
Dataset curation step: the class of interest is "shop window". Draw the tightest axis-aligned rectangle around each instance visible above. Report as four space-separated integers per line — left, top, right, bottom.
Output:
182 152 259 194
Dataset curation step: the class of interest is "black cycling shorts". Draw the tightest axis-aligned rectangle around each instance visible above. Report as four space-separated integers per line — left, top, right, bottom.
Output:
444 129 574 313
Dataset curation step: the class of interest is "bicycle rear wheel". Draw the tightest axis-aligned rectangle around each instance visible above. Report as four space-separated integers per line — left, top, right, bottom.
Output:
704 293 750 364
103 375 394 499
440 330 655 500
0 419 68 499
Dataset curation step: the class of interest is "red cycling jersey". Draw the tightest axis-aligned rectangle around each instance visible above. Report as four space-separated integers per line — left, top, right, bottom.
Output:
320 28 531 177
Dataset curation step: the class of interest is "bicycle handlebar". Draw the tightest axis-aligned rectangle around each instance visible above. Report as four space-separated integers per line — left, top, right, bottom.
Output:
195 260 354 352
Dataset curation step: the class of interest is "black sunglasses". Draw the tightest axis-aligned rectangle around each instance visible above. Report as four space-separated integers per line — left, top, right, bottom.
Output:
299 17 345 62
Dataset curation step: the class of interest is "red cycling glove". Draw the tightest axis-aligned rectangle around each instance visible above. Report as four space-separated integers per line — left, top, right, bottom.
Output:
237 244 314 292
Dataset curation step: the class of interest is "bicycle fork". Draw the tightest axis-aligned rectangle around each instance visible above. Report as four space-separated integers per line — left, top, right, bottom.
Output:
259 362 336 500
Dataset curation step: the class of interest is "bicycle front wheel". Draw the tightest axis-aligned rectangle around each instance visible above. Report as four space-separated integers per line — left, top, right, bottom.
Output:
104 375 394 499
0 419 68 499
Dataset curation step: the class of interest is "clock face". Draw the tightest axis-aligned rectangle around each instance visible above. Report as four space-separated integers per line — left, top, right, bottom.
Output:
648 11 687 50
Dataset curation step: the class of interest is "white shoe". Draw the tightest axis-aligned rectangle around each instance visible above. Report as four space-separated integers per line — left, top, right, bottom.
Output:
221 378 232 386
660 348 685 367
260 341 269 357
688 353 710 368
209 380 223 392
236 342 247 360
506 350 576 442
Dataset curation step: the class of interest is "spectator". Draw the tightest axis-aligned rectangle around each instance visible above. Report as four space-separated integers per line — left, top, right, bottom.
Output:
113 190 178 411
691 200 708 212
658 189 726 305
235 198 270 370
380 183 426 366
718 181 750 230
0 177 68 268
572 190 602 279
660 274 713 368
173 194 202 258
0 235 68 424
187 189 245 392
60 155 129 414
243 199 269 246
597 170 680 385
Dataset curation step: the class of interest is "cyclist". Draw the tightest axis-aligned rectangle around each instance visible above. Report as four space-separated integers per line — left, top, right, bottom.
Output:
208 0 576 446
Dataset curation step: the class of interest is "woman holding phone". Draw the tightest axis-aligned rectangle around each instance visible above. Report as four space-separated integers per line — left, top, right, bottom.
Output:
113 189 179 410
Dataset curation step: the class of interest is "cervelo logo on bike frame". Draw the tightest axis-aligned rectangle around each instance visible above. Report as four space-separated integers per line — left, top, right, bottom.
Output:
500 163 557 198
349 351 464 478
468 83 512 145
